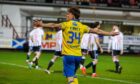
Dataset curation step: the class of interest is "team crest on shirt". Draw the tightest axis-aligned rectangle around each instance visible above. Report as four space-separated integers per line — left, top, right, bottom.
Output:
73 22 77 26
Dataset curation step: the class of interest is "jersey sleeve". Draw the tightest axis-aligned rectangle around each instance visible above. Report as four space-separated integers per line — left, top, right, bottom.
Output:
61 22 67 30
83 25 90 33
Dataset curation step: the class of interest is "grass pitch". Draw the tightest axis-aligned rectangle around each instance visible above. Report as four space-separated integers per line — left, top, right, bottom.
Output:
0 50 140 84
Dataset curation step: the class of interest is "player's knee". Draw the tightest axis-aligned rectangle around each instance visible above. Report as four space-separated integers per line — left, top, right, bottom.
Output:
51 59 55 62
82 56 85 59
112 57 116 61
113 57 119 62
27 52 31 55
95 61 98 64
37 53 40 57
27 53 30 55
35 52 40 58
92 61 97 65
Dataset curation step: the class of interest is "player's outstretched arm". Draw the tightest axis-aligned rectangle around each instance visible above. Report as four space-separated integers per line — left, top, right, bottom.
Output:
42 23 61 29
89 28 118 36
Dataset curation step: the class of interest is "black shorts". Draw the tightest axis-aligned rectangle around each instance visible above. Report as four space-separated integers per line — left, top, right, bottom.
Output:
32 46 41 52
81 49 88 54
89 50 98 59
54 51 62 57
112 50 121 56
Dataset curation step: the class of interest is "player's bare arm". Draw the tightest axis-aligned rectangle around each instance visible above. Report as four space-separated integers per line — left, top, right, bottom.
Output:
42 23 61 29
89 28 118 36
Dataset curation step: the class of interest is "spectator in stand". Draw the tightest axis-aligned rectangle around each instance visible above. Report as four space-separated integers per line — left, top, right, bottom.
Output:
90 0 96 3
130 0 138 6
121 0 129 5
81 0 90 5
107 0 121 7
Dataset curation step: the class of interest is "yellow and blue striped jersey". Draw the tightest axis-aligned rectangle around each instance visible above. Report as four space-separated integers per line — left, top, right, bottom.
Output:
61 20 90 56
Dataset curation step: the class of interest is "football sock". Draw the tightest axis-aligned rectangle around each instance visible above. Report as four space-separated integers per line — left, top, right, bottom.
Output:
80 56 85 66
33 57 38 66
27 54 30 60
114 61 120 72
47 60 54 70
86 62 92 69
92 64 96 73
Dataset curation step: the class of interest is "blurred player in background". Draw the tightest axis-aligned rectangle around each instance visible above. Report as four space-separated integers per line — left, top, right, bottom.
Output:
80 33 90 69
108 25 123 74
81 22 103 77
45 29 62 74
42 7 118 84
28 19 44 69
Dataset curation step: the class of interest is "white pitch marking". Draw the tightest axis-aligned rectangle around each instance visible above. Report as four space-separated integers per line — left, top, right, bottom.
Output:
0 62 140 84
77 74 140 84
